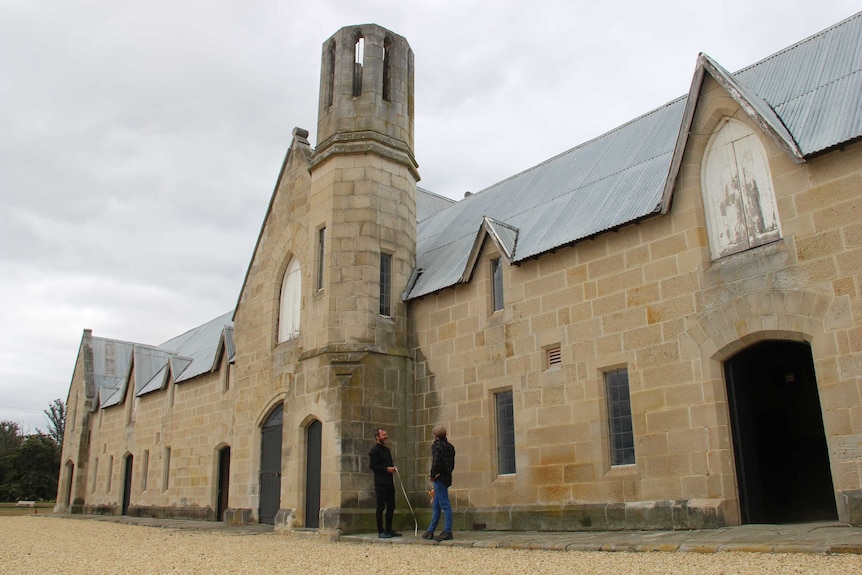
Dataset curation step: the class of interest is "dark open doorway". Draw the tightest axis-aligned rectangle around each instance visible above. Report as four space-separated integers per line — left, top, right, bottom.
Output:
259 404 283 525
305 420 322 528
64 462 74 510
122 454 133 515
217 446 231 521
725 340 837 523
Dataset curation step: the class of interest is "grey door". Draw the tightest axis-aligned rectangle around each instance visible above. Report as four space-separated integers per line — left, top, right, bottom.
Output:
305 420 322 528
259 405 283 525
122 455 133 515
217 447 231 521
725 340 837 523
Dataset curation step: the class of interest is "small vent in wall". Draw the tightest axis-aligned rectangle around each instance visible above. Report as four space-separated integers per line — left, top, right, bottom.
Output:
547 346 562 368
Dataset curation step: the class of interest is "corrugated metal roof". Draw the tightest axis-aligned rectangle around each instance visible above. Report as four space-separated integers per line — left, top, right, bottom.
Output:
90 337 134 409
417 187 456 223
735 14 862 154
132 346 173 394
158 311 233 383
406 12 862 300
89 311 234 411
485 217 519 260
138 364 168 396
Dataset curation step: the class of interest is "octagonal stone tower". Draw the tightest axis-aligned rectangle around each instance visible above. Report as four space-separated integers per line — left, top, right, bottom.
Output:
304 24 418 531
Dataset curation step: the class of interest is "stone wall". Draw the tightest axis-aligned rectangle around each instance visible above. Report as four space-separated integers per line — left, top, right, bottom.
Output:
409 74 862 529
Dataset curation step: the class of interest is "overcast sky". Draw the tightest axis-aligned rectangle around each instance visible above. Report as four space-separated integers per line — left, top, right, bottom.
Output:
1 0 858 433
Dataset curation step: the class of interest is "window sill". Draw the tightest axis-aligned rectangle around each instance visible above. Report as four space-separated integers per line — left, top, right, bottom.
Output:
603 464 638 479
492 473 516 483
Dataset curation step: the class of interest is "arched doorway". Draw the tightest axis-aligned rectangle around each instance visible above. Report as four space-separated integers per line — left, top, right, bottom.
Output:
216 446 231 521
122 454 133 515
305 419 322 528
259 404 283 525
725 340 837 523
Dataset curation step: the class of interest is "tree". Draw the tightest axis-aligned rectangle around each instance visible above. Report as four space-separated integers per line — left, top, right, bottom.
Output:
42 399 66 449
0 421 22 457
0 422 24 499
0 433 60 501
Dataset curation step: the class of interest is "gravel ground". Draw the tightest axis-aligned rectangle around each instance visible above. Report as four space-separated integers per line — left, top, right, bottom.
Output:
1 516 860 575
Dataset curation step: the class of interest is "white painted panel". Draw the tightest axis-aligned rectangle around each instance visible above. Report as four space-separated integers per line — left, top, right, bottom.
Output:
704 135 748 258
702 119 781 259
733 134 781 248
278 258 302 342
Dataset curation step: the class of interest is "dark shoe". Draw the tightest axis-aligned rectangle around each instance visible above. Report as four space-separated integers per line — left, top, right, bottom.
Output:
421 531 434 540
387 531 402 537
378 531 392 539
434 530 453 541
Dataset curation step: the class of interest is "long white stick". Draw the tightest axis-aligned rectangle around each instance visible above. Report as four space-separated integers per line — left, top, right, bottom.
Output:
394 468 418 537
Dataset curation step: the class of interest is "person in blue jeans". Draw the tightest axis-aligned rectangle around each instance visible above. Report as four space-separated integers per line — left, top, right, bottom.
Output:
422 426 456 541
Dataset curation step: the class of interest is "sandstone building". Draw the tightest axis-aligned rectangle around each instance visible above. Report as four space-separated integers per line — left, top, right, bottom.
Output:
57 15 862 531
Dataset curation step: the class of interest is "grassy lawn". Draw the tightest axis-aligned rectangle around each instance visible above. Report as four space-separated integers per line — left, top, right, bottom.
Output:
0 502 54 516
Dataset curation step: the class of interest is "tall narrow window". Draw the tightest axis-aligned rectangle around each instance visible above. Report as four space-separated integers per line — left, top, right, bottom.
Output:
702 119 781 259
379 253 392 316
352 36 364 97
69 393 77 431
606 369 635 466
317 227 325 291
141 450 149 491
491 258 504 312
278 258 302 342
106 455 113 493
163 447 171 492
495 390 516 474
168 378 176 408
91 457 99 493
382 37 391 101
325 42 335 108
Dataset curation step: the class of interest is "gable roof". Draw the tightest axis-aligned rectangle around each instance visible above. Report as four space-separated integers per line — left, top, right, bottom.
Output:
405 12 862 300
88 311 234 411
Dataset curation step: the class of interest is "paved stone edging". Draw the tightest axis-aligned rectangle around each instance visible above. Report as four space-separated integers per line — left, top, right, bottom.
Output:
337 525 862 555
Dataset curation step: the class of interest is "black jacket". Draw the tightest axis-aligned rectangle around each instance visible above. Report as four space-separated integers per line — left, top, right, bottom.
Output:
369 442 394 487
429 437 456 487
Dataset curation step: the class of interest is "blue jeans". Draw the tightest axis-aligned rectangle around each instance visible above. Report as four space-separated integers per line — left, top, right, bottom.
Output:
427 480 452 533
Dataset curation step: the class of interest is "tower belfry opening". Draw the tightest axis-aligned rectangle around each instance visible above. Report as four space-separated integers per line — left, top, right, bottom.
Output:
353 36 364 96
382 37 391 101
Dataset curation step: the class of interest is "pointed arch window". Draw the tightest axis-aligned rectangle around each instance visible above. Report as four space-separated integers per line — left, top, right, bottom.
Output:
702 119 781 259
278 258 302 342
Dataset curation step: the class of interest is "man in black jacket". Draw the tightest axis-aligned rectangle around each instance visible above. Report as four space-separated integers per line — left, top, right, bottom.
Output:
368 428 401 538
422 426 456 541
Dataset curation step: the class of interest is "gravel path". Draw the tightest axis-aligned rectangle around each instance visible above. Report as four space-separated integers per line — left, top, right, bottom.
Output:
1 516 860 575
